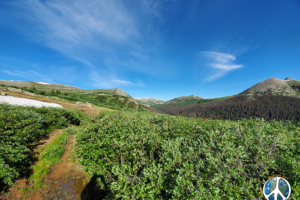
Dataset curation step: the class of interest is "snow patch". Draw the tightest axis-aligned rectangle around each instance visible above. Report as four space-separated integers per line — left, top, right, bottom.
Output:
36 82 51 85
0 96 63 108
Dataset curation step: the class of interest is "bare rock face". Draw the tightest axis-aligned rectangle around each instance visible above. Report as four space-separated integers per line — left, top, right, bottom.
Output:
0 92 5 96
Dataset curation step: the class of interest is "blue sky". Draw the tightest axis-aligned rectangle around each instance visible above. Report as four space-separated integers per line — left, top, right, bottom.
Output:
1 0 300 101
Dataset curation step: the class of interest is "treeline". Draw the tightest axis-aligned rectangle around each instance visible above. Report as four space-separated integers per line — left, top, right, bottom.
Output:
157 95 300 123
151 95 233 111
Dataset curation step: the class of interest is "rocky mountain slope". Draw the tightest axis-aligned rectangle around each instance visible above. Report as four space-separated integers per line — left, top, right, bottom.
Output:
0 80 132 98
154 77 300 114
0 80 80 90
134 98 164 106
239 77 300 97
164 95 203 104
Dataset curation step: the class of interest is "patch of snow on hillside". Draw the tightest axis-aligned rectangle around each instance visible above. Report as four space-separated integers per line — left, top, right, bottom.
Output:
36 82 51 85
0 96 63 108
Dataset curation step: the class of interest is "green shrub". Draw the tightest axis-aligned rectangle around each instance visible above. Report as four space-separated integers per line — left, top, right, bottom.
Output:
30 132 69 189
74 112 300 199
0 104 87 186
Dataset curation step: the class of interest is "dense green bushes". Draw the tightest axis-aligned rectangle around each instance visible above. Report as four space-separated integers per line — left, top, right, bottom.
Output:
74 112 300 199
0 104 87 186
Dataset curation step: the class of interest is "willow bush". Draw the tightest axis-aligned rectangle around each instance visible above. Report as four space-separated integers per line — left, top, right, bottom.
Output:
0 104 87 186
75 112 300 199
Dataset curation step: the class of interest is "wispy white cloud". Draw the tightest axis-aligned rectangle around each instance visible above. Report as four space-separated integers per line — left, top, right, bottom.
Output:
112 80 132 85
2 69 53 81
14 0 140 66
199 51 243 82
9 0 168 68
3 0 174 85
91 71 145 88
2 70 26 77
0 55 72 83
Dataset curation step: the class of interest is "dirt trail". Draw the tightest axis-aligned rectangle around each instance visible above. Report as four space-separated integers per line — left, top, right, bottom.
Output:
0 130 90 200
0 92 112 199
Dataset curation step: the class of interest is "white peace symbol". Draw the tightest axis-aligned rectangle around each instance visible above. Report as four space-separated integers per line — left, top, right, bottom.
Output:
263 176 291 200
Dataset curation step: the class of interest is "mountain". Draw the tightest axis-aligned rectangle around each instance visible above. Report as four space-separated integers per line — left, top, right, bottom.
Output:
134 98 164 106
152 95 234 113
0 80 132 98
162 94 300 123
151 95 235 112
239 77 300 97
154 77 300 115
85 88 132 98
0 80 81 90
165 95 203 104
285 78 300 93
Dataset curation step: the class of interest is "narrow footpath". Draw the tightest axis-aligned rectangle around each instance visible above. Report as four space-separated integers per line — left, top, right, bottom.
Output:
0 129 90 200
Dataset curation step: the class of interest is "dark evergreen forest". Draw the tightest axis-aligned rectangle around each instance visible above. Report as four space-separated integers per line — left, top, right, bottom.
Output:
156 95 300 123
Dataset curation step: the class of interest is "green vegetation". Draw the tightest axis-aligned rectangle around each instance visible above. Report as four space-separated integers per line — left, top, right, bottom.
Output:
158 95 300 124
287 79 300 95
0 84 149 111
0 104 86 186
73 111 300 199
2 78 300 198
30 132 69 189
239 78 300 97
152 95 234 111
134 98 165 107
0 80 132 98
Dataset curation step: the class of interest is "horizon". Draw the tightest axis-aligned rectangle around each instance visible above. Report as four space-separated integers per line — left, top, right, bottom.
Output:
1 0 300 101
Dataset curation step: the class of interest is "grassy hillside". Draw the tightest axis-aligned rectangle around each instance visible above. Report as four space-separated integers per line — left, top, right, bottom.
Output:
286 78 300 94
134 98 164 106
153 77 300 114
152 95 235 111
0 80 132 97
0 84 150 111
239 77 300 97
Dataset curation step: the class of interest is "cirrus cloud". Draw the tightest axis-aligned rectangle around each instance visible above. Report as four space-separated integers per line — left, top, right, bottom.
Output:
199 51 243 82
